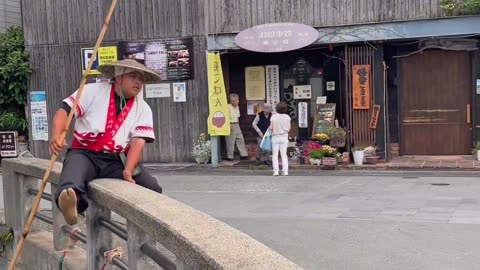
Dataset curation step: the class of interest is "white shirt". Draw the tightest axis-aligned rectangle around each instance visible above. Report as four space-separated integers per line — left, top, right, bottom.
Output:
270 113 291 136
63 82 155 153
228 104 240 123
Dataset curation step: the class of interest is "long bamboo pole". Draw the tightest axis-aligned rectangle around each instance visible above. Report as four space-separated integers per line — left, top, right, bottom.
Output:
8 1 119 268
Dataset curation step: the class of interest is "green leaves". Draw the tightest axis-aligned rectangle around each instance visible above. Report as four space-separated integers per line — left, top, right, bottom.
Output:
0 112 28 132
0 26 32 106
440 0 480 15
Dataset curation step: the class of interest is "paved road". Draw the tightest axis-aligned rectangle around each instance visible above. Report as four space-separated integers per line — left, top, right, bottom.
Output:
156 173 480 270
2 172 480 269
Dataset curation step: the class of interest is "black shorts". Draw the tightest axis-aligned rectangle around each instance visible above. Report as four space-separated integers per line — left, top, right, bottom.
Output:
54 149 162 213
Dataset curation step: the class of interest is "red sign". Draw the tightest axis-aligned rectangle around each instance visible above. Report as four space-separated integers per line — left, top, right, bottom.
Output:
234 23 319 53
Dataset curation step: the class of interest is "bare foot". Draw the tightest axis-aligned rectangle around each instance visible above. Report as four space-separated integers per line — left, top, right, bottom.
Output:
58 188 78 225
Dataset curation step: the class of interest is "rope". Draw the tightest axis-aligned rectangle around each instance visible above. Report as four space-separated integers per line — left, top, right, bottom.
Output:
101 247 124 270
59 227 81 270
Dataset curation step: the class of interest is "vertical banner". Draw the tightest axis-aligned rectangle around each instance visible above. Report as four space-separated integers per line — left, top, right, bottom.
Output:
245 66 266 101
353 65 371 110
266 65 280 110
207 52 230 136
30 91 49 141
298 102 308 128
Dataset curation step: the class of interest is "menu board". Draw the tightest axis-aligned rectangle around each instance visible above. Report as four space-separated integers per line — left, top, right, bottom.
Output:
312 103 336 136
118 38 193 81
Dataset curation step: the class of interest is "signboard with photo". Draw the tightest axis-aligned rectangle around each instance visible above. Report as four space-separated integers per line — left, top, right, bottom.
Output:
312 103 336 136
118 38 193 81
293 85 312 99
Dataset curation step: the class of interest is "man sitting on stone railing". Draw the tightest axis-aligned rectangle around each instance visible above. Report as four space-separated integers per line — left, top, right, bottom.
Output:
49 59 163 225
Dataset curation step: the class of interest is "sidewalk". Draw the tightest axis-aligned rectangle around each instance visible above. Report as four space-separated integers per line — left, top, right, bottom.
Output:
198 155 480 171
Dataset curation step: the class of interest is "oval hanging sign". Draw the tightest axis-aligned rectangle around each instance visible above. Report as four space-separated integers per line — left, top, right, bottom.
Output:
234 23 319 53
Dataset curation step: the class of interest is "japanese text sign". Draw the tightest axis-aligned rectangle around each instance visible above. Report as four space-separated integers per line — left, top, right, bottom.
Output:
207 52 230 136
0 131 17 157
81 46 118 75
353 65 371 110
235 23 319 53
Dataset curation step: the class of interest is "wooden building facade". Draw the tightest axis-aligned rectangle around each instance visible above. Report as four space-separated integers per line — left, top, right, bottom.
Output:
0 0 21 33
22 0 480 162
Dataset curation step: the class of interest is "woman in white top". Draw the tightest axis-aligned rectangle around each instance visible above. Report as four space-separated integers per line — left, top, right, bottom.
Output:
269 102 291 176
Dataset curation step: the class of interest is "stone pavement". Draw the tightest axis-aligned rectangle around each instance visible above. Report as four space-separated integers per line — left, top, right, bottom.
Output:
157 174 480 270
160 174 480 224
2 171 480 269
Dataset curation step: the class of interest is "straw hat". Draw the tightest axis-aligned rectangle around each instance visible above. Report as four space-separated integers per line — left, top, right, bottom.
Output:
97 59 161 83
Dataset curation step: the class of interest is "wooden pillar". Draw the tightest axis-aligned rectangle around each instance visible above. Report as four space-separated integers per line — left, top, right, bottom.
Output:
373 45 387 160
472 49 480 142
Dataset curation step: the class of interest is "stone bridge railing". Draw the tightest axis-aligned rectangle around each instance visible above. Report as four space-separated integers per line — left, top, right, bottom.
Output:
1 158 302 270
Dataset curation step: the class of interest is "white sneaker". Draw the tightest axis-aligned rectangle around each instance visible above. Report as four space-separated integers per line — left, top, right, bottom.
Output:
273 171 279 176
282 172 289 176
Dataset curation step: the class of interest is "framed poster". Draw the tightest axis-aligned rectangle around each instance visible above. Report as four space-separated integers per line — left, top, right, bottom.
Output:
30 91 49 141
293 85 312 99
172 82 187 102
245 66 266 100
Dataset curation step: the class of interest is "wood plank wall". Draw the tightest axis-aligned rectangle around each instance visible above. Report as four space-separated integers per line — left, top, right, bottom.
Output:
22 0 451 161
23 0 208 162
205 0 447 33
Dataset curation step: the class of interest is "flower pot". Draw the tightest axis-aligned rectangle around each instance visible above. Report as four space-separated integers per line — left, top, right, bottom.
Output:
322 157 337 167
309 158 321 165
365 156 380 164
353 150 364 165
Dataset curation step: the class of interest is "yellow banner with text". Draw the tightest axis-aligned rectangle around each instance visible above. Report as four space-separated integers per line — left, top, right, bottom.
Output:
207 52 230 136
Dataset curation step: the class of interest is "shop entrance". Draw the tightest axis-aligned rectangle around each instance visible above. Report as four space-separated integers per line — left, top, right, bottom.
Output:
400 50 472 155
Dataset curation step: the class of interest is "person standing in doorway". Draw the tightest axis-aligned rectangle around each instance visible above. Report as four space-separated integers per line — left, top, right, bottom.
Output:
226 93 248 161
269 102 291 176
252 103 272 165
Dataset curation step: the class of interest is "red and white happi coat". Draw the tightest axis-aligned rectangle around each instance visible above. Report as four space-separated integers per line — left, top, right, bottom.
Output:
63 82 155 153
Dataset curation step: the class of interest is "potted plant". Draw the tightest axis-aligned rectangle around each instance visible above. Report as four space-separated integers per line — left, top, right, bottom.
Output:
473 141 480 161
303 141 322 164
321 145 340 167
352 146 365 166
312 133 329 145
308 149 324 165
364 145 380 164
326 127 347 148
191 133 211 164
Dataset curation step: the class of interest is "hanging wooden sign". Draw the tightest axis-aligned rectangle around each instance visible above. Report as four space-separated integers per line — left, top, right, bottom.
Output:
369 105 381 129
353 65 371 109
